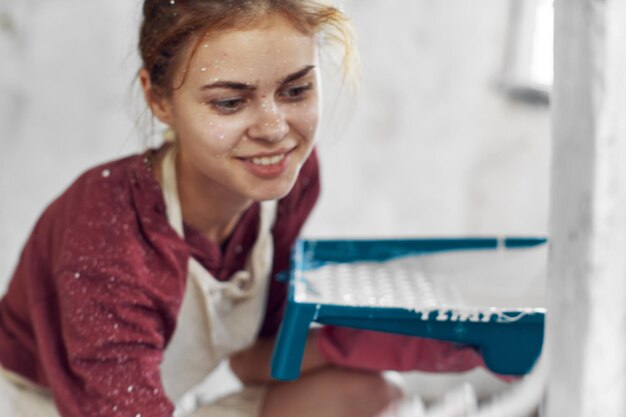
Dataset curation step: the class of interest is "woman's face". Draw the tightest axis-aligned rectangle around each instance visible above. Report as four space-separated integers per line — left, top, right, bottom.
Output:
157 14 320 203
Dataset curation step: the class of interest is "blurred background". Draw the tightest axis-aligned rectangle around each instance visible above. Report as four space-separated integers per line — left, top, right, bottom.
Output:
310 0 551 240
0 0 552 411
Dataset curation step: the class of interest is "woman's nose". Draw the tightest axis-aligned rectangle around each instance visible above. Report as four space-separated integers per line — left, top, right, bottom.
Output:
246 100 289 143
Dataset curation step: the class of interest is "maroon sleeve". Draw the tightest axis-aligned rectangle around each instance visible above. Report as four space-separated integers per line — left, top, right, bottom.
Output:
258 149 321 337
317 327 485 373
7 160 188 417
45 267 177 417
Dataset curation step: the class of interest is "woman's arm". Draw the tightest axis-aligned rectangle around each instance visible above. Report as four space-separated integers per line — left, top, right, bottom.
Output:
229 328 329 384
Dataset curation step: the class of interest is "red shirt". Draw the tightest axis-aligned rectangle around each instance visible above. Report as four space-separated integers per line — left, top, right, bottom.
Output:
0 146 320 417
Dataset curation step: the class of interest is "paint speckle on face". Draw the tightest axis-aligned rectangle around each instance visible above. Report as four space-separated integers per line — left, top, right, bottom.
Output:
164 14 319 202
102 169 111 178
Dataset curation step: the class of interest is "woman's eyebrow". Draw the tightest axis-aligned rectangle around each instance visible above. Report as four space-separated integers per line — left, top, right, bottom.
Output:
279 65 316 85
200 65 315 91
201 81 256 92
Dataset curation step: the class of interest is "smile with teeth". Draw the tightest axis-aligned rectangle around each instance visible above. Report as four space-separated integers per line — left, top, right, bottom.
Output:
250 154 286 166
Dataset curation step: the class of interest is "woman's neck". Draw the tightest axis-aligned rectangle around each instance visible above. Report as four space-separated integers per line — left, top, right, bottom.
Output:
178 157 252 245
155 146 252 245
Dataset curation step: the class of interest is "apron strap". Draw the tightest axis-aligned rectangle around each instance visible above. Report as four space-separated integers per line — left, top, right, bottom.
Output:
159 145 278 405
161 147 184 238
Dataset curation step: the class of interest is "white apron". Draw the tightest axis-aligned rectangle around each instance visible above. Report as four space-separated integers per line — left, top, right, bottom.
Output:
158 148 277 415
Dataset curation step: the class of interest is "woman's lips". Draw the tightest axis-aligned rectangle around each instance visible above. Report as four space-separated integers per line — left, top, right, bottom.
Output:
238 149 293 178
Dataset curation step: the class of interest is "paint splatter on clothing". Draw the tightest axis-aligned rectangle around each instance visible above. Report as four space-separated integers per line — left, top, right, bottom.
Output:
0 145 319 416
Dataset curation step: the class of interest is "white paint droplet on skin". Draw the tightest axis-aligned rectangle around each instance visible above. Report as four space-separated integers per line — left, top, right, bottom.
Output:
74 272 80 279
200 67 207 72
101 169 111 178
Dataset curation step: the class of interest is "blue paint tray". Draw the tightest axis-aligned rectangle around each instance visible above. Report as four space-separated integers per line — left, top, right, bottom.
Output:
271 237 546 380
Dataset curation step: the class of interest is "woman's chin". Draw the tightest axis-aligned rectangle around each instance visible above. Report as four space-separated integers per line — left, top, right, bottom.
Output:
246 178 297 202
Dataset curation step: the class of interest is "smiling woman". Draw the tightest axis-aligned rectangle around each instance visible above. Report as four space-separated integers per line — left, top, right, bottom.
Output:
142 14 321 240
0 1 404 417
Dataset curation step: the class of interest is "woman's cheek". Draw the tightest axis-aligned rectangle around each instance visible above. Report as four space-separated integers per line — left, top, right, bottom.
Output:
285 98 315 126
192 119 245 154
297 103 320 138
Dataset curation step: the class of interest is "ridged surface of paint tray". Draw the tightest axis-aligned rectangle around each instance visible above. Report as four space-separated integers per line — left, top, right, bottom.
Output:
271 237 546 381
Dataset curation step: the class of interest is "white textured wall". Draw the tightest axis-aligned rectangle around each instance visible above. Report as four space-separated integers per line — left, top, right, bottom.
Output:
306 0 551 239
0 2 550 289
0 0 143 289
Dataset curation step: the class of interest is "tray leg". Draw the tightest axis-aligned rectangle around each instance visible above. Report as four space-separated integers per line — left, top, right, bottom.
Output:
271 302 317 381
480 326 544 375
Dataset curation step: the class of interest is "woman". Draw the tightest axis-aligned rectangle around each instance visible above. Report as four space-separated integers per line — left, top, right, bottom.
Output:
0 1 486 416
0 1 402 416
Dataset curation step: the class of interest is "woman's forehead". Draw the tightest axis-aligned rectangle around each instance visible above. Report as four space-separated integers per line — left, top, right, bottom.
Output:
183 17 318 86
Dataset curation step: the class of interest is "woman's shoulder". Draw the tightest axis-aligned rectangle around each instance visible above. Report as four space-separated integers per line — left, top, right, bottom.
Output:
35 146 186 274
65 148 159 202
49 146 169 217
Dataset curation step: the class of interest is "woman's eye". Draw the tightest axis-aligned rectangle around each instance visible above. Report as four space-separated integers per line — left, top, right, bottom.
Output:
280 83 314 101
210 98 246 114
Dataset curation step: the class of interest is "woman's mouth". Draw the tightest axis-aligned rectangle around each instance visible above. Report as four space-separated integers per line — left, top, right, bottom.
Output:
250 153 286 166
239 150 293 178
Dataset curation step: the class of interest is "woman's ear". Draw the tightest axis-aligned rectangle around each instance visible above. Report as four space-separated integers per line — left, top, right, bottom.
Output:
139 68 175 125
